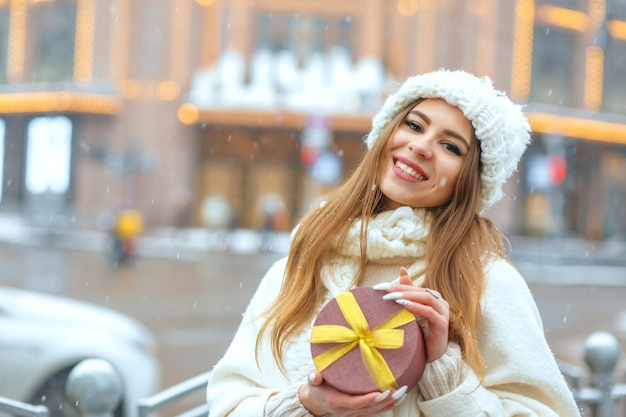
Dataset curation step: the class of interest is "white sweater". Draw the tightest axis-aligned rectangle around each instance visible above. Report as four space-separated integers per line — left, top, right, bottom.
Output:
206 207 581 416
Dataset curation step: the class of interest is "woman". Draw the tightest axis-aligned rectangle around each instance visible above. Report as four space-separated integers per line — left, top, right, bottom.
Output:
206 69 581 416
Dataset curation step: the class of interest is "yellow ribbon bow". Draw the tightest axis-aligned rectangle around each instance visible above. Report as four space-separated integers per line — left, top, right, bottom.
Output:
310 290 416 391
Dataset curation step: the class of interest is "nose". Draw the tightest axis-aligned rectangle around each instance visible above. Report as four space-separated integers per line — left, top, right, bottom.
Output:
408 137 434 159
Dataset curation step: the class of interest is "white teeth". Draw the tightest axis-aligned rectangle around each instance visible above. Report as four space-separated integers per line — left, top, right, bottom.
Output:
395 160 425 180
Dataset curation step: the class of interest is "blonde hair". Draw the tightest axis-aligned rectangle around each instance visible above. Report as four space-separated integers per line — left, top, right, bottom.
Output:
256 100 509 377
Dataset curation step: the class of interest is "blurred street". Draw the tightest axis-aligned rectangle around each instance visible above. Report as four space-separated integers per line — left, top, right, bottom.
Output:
1 231 626 413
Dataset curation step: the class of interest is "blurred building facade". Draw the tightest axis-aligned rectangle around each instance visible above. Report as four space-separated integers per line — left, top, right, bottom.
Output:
0 0 625 239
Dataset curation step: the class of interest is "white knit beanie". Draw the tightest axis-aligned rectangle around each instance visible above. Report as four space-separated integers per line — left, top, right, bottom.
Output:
366 69 531 211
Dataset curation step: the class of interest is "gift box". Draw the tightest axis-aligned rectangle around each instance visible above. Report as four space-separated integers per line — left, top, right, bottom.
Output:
310 287 426 395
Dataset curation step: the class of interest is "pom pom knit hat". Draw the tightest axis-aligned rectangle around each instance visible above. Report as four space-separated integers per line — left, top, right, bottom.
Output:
365 69 532 212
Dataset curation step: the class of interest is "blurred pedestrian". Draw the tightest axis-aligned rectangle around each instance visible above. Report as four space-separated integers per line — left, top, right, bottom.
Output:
206 69 581 416
202 194 232 248
258 193 290 251
109 208 143 266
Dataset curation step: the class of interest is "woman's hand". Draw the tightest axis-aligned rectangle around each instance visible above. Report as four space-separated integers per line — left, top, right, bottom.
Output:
374 267 450 362
298 370 407 417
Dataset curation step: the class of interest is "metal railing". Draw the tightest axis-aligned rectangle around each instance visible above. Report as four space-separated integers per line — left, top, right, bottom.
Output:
136 371 211 417
65 359 124 417
560 331 626 417
0 358 121 417
1 359 208 417
0 397 49 417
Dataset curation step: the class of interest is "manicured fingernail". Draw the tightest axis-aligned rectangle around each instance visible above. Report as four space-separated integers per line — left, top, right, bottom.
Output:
374 390 390 402
396 299 412 306
382 292 403 300
394 393 407 406
308 372 316 383
391 385 408 400
373 282 393 290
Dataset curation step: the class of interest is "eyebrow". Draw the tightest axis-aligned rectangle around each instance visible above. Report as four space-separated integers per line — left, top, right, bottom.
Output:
409 109 471 148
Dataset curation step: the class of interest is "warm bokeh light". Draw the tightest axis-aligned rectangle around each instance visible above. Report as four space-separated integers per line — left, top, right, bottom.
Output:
511 0 534 101
397 0 426 16
608 19 626 40
73 0 95 85
538 5 589 32
195 0 215 5
119 80 142 100
0 92 122 114
584 45 604 111
7 0 27 83
177 103 199 125
588 0 606 29
527 112 626 145
157 80 181 101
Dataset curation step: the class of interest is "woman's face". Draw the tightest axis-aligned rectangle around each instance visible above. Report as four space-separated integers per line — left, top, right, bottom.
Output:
377 98 475 210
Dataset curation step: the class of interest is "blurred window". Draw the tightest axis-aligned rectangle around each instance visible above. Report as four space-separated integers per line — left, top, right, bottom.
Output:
0 6 7 84
535 0 584 10
603 6 626 115
252 12 353 62
530 25 575 107
603 36 626 115
25 116 72 195
27 0 76 83
128 0 166 79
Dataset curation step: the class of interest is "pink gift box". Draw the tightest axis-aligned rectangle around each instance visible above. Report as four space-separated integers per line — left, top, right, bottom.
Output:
310 287 426 395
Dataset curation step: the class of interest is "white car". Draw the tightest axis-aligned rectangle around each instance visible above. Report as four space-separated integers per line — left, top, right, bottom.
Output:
0 285 160 417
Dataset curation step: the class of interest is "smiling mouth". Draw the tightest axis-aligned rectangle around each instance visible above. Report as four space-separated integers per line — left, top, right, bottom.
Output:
395 159 426 181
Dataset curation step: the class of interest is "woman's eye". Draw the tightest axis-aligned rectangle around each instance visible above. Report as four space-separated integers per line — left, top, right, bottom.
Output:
406 120 423 132
443 142 463 156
